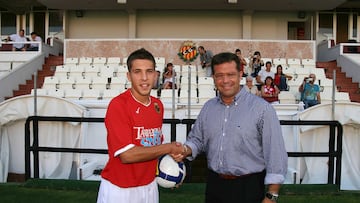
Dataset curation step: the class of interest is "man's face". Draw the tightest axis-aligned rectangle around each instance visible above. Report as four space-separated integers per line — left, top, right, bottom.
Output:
19 30 25 37
213 61 242 103
127 59 156 99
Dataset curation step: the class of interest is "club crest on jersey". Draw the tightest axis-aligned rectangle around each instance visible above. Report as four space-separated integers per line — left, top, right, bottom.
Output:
154 102 160 114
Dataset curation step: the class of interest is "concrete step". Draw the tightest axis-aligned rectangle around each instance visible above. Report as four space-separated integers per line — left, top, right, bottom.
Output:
349 93 360 103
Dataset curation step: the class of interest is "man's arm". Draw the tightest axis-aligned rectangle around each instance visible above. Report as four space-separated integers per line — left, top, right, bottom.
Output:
119 142 184 164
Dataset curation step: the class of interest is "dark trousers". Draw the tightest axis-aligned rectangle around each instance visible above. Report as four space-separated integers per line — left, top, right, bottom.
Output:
205 170 266 203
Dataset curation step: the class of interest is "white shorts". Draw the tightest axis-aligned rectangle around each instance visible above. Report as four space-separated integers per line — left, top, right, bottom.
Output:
97 178 159 203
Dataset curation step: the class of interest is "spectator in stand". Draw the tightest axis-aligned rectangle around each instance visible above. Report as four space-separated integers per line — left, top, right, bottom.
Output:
162 63 177 89
299 73 321 109
261 76 280 104
256 61 275 90
27 32 42 51
198 46 214 77
7 29 27 51
243 76 260 96
152 70 161 90
274 65 292 91
249 51 264 77
235 48 247 77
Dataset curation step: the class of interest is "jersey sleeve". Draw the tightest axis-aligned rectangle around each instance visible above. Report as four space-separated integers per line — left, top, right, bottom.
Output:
105 98 133 157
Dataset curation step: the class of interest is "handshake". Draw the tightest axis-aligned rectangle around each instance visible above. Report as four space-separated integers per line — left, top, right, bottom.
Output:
168 142 190 162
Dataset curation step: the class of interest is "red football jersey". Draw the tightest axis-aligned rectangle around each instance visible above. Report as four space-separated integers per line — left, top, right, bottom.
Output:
101 89 164 188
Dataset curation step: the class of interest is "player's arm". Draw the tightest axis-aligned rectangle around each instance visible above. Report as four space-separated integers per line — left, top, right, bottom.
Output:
119 142 184 164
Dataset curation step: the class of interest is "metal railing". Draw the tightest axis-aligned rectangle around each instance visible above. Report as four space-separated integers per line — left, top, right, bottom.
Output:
24 116 343 188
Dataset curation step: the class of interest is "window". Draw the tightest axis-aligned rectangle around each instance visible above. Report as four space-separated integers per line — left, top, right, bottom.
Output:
1 12 16 35
352 13 357 38
49 11 63 35
319 13 333 37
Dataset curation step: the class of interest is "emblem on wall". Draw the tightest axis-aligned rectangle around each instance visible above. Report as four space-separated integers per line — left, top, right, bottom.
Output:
178 41 199 63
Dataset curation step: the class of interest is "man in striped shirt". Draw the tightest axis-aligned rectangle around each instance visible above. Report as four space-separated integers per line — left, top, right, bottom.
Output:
181 52 288 203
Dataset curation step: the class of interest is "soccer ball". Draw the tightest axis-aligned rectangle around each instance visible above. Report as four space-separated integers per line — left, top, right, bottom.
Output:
155 154 186 188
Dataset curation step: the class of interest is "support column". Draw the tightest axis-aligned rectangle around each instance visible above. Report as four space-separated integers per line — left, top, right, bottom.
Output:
128 9 136 39
242 10 253 39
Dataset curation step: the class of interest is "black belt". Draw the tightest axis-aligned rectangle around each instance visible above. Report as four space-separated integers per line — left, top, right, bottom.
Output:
212 170 265 180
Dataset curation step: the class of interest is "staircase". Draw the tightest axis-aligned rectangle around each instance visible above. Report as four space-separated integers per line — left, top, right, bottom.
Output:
316 61 360 103
8 55 63 99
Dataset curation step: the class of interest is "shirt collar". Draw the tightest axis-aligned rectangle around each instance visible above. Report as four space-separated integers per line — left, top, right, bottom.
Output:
216 87 245 106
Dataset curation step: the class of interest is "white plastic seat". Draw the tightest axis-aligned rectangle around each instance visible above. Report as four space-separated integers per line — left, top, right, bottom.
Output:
30 88 48 96
287 58 302 68
107 57 121 65
302 58 316 69
42 76 59 89
47 89 64 98
279 91 296 104
58 76 76 89
198 77 215 90
102 89 121 100
78 57 93 65
0 62 11 72
69 65 85 77
65 57 78 65
283 66 296 75
82 89 101 100
75 77 92 90
54 65 70 78
100 65 116 78
198 88 216 104
150 89 159 98
117 64 128 76
92 57 107 65
181 65 197 76
179 75 197 90
84 65 100 78
335 92 351 102
179 89 198 104
160 89 178 104
109 76 127 91
310 68 326 81
91 77 108 90
64 89 83 100
273 58 287 67
122 57 128 65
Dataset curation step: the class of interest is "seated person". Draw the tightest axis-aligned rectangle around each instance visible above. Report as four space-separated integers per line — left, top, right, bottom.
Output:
249 51 264 77
235 48 247 77
243 76 260 96
7 29 27 51
162 63 177 89
152 70 161 89
299 73 321 109
261 76 280 104
256 61 275 90
274 65 292 91
27 32 42 51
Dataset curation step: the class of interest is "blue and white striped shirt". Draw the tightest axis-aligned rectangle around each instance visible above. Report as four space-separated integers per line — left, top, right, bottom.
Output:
185 87 288 184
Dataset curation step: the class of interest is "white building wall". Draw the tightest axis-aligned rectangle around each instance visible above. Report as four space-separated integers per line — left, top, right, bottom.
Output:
66 10 129 39
64 10 313 40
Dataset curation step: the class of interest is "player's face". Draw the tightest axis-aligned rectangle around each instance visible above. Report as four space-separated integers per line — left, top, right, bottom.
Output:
127 59 156 102
213 61 242 105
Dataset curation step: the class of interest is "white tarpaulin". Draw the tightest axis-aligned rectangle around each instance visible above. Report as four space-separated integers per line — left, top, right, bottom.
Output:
0 95 86 182
299 102 360 190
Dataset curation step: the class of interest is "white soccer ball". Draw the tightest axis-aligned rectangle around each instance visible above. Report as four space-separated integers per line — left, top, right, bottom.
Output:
156 154 186 188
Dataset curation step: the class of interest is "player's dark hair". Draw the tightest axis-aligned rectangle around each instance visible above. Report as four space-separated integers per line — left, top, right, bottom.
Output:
126 48 155 72
211 52 241 74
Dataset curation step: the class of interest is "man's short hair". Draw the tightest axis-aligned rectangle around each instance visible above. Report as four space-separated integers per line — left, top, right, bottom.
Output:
211 52 241 73
126 48 156 72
